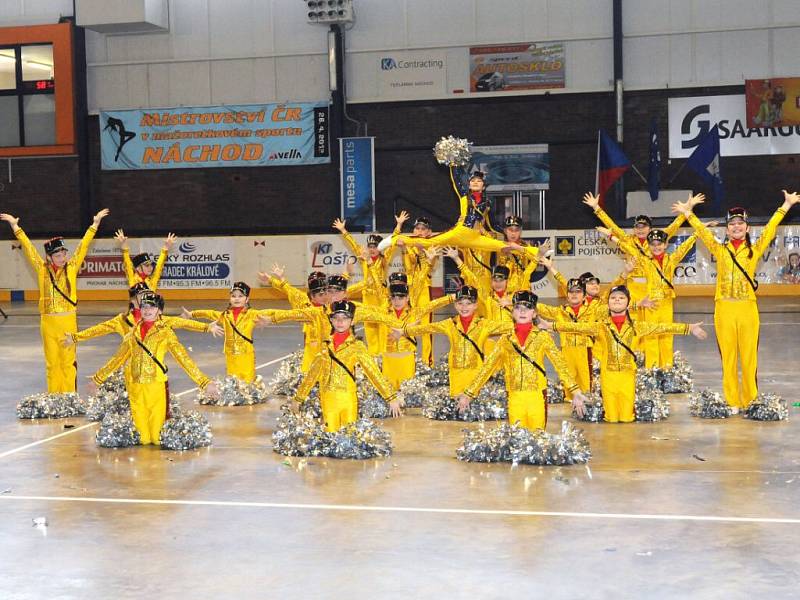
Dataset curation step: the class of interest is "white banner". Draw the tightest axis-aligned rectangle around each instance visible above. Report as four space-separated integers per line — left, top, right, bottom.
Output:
668 94 800 158
377 50 446 99
77 238 234 289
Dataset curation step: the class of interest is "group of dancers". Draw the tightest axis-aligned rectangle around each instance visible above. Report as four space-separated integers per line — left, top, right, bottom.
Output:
2 164 797 447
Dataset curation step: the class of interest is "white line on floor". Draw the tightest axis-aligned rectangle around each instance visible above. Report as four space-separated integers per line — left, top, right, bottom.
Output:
0 423 98 460
0 352 294 458
1 494 799 525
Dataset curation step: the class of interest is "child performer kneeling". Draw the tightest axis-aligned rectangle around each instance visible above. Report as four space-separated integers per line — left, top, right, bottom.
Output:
184 281 276 383
549 285 707 423
457 291 587 431
91 292 218 445
294 301 402 432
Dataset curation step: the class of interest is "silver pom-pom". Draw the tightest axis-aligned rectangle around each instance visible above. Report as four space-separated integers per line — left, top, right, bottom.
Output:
85 370 129 421
688 389 732 419
271 404 393 459
456 421 591 465
96 412 140 448
744 393 789 421
16 392 86 419
422 382 507 421
160 411 214 450
546 379 566 403
656 352 694 394
197 375 269 406
358 392 392 419
634 389 670 422
433 135 472 167
576 390 605 422
265 351 305 397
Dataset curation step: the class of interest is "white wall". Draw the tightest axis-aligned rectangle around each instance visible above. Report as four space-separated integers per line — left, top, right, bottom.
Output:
2 0 799 110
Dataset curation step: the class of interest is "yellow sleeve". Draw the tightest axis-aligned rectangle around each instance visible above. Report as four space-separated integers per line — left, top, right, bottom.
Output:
753 207 788 260
614 235 641 259
353 306 401 328
269 276 310 308
686 213 722 259
92 341 131 384
413 294 453 319
671 233 698 264
167 331 211 389
341 231 362 257
544 336 580 393
149 248 168 289
663 213 687 238
356 346 397 399
70 225 97 270
405 318 451 338
190 309 223 321
163 316 215 333
268 308 316 324
485 319 514 336
535 302 561 321
457 262 481 289
463 339 505 398
636 321 690 338
346 279 367 298
74 316 126 343
548 268 568 296
593 206 628 242
295 353 325 402
13 228 45 276
121 248 136 286
553 321 600 336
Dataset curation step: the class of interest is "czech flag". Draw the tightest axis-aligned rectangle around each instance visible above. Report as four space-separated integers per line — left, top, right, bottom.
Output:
595 129 631 208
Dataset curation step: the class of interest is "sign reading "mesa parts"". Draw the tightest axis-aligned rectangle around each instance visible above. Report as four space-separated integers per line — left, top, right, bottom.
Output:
100 102 330 170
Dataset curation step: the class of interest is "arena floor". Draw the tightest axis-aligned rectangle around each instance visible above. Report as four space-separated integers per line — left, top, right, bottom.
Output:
1 297 799 599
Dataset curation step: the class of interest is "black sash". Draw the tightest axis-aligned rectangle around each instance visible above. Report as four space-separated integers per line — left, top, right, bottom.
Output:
135 337 168 374
457 325 484 360
608 324 639 362
509 341 547 377
649 257 675 290
47 266 77 307
725 246 759 291
326 343 356 382
226 312 254 344
403 335 418 347
469 250 492 272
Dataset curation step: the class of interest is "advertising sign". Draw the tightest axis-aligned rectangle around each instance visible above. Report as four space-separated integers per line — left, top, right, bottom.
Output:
745 77 800 128
469 42 564 93
339 137 375 232
100 102 330 170
470 144 549 191
377 50 446 99
668 94 800 158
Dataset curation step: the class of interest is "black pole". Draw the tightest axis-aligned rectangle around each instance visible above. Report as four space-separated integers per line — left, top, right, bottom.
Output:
612 0 625 219
330 24 345 160
70 18 93 226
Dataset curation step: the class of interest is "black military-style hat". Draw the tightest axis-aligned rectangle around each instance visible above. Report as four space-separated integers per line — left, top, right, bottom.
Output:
414 216 431 228
128 282 150 298
389 272 408 284
308 271 328 293
634 215 653 227
646 229 669 244
329 300 356 318
469 170 486 180
44 237 67 255
512 290 538 308
579 271 600 285
491 265 510 280
138 291 160 308
389 283 409 297
327 275 348 291
366 234 383 247
726 206 749 223
567 278 586 293
455 285 478 302
504 215 523 228
231 281 251 296
131 253 153 269
609 285 631 300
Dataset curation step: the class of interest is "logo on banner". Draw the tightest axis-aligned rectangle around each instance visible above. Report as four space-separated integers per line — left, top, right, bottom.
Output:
380 57 444 71
269 149 302 160
555 236 575 256
310 241 354 268
381 58 397 70
179 241 197 253
680 104 711 150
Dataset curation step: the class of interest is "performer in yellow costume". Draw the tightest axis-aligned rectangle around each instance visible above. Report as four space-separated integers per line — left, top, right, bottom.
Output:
672 190 799 411
2 208 109 392
494 215 543 293
399 215 438 366
381 281 454 389
294 301 402 432
605 228 698 368
404 285 511 397
185 281 279 383
91 292 219 445
114 228 176 290
458 291 586 430
551 285 707 423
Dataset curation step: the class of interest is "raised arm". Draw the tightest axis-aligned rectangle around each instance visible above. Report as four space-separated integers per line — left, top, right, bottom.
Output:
2 215 43 272
72 208 108 268
752 191 797 259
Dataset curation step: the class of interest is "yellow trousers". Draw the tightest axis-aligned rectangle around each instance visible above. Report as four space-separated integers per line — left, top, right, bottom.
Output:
364 322 384 356
628 279 647 322
714 300 760 408
562 345 592 399
301 339 322 373
642 299 675 369
419 307 434 366
320 390 358 432
395 224 509 254
600 369 636 423
226 353 256 383
508 390 547 431
129 381 168 445
450 367 477 397
40 312 78 393
381 353 414 390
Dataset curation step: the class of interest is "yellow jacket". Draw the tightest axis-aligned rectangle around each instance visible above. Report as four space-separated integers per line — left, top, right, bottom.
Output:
495 244 540 292
402 248 437 307
74 312 212 342
594 206 686 281
536 301 598 348
191 308 276 356
687 208 787 301
464 329 579 398
296 335 396 401
406 315 511 370
93 319 211 388
456 262 515 324
383 294 453 355
616 234 697 301
267 304 402 347
340 229 400 307
15 225 97 314
554 317 690 372
122 247 167 289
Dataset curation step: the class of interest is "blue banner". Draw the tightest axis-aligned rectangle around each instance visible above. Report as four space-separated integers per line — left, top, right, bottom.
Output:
340 137 375 232
100 102 330 170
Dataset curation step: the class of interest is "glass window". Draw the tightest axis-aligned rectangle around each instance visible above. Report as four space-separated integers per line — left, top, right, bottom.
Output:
0 49 16 90
21 45 53 82
0 96 20 147
23 94 55 146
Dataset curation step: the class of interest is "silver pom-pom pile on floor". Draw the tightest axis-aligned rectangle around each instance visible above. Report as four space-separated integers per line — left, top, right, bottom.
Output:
197 375 269 406
743 393 789 421
546 379 565 403
456 421 591 465
688 389 733 419
160 410 214 450
85 370 129 421
421 382 507 421
634 370 670 422
265 351 305 397
576 390 605 422
16 392 86 419
96 413 140 448
271 404 393 459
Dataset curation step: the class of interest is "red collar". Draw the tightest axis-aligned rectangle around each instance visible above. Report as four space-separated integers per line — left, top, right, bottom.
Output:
610 313 627 331
139 320 156 338
570 304 581 315
514 323 533 346
730 239 745 250
653 253 665 265
332 331 350 350
394 308 405 318
231 307 244 321
459 315 475 331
